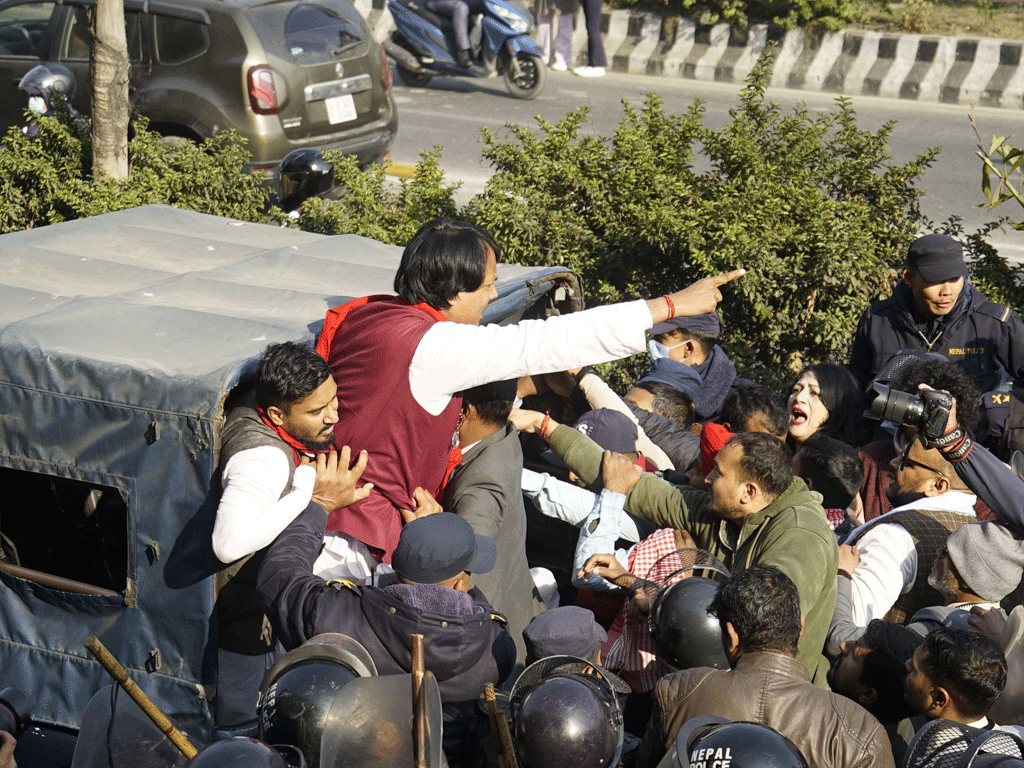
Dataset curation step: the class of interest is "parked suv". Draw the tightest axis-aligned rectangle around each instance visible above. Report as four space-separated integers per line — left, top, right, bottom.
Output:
0 0 398 176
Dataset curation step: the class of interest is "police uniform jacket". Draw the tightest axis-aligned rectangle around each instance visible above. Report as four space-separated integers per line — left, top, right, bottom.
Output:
849 280 1024 394
257 504 516 730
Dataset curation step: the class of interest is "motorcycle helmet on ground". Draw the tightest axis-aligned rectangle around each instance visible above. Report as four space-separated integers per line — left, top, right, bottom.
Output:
277 148 335 212
644 549 731 671
660 717 808 768
509 656 626 768
188 737 302 768
257 634 376 768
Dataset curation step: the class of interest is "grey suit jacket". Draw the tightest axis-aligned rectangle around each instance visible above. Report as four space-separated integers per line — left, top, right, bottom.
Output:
444 422 546 669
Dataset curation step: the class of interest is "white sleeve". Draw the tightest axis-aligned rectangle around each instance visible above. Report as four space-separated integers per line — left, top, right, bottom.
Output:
213 447 316 563
410 300 654 415
578 374 674 470
521 469 598 527
848 523 918 625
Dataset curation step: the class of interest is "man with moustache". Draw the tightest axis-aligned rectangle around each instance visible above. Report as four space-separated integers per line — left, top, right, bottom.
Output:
827 435 977 651
213 341 370 726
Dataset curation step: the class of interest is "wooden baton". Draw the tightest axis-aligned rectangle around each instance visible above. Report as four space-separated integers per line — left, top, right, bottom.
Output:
84 636 198 760
412 633 428 768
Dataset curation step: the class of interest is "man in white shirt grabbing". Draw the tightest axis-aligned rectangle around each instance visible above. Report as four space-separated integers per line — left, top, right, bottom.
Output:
213 340 371 727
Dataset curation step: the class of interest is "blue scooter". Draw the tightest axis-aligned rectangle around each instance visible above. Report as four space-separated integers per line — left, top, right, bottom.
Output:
384 0 546 99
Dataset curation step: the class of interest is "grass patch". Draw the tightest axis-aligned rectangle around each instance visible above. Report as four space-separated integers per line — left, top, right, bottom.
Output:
853 0 1024 40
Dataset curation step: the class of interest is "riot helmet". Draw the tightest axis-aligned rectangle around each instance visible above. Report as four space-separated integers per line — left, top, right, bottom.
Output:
645 549 731 671
278 148 335 212
18 63 76 112
668 719 807 768
257 634 376 768
188 737 298 768
903 719 1024 768
510 656 624 768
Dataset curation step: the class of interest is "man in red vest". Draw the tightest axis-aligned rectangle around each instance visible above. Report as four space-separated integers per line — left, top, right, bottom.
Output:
316 218 744 577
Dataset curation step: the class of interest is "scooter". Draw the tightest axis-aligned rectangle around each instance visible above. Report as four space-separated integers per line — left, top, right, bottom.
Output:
384 0 546 99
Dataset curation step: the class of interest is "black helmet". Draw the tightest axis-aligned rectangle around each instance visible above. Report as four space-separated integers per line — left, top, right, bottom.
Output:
904 719 1024 768
645 550 731 671
188 737 296 768
278 148 335 211
18 63 76 101
510 657 624 768
668 719 807 768
257 634 376 768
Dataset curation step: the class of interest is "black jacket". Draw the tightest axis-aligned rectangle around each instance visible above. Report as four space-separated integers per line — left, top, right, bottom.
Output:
849 281 1024 394
257 504 515 764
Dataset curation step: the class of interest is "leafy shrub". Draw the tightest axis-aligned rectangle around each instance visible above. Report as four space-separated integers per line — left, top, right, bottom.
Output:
468 52 936 388
0 110 272 234
295 149 461 244
607 0 861 31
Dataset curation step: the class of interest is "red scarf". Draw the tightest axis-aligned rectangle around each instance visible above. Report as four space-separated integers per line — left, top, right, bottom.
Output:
315 294 463 500
255 403 309 467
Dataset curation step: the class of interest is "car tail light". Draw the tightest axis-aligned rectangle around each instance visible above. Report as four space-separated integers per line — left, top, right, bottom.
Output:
378 43 392 92
247 65 279 115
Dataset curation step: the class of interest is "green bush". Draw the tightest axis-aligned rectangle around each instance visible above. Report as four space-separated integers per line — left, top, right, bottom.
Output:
607 0 862 31
0 109 272 234
467 53 935 388
294 148 460 244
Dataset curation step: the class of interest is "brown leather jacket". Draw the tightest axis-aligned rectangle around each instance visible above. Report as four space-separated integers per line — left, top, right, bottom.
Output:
638 652 896 768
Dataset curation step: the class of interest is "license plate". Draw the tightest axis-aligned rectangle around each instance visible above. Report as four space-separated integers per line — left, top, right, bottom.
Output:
325 94 357 124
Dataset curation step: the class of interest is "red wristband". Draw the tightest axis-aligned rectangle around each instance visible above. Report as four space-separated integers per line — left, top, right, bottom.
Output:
540 412 552 441
663 294 676 318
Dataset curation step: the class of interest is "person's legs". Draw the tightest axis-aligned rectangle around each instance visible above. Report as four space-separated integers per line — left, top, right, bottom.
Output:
535 12 552 62
425 0 471 54
552 12 574 68
578 0 606 69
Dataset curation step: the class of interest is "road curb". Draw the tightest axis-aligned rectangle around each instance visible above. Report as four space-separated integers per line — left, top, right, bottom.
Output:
355 0 1024 110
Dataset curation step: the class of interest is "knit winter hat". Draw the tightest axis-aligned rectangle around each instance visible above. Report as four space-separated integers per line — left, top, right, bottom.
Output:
947 521 1024 602
700 422 735 476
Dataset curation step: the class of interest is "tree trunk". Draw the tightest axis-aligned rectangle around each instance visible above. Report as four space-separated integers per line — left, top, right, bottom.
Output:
91 0 130 179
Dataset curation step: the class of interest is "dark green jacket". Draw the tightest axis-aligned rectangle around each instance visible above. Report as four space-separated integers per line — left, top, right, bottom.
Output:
549 425 838 687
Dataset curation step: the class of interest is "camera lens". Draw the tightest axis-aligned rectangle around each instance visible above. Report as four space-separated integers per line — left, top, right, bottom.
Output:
869 384 926 426
0 688 30 737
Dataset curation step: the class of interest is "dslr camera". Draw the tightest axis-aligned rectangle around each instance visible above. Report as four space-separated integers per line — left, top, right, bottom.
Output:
868 382 953 437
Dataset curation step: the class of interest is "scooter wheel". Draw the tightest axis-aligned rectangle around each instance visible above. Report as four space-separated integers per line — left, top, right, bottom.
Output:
502 52 545 100
397 63 433 88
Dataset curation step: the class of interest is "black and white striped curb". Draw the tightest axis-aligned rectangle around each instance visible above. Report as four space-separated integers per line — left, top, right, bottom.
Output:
355 0 1024 110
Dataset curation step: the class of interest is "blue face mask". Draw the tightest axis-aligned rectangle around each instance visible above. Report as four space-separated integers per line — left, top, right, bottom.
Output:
648 338 685 362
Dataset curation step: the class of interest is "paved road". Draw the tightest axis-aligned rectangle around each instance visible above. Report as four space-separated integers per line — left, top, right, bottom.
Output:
388 69 1024 262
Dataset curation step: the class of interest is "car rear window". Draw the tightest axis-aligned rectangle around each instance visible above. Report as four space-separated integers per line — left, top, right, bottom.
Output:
248 0 365 63
154 14 209 64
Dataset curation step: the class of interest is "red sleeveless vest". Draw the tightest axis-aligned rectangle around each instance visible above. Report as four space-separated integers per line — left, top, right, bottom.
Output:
317 296 462 562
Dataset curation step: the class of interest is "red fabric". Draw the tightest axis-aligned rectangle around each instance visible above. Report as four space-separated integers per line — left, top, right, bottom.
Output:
316 296 463 562
603 528 678 692
254 404 305 466
700 422 735 476
825 508 847 531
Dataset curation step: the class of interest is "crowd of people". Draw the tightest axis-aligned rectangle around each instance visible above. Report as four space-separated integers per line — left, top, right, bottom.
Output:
208 220 1024 767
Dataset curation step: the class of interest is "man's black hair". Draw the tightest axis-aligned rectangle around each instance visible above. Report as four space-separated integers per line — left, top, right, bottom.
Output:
896 359 982 436
708 565 801 656
255 341 330 411
798 364 867 447
794 434 864 510
461 379 516 427
720 384 788 437
635 381 694 429
394 219 500 310
727 432 794 500
921 626 1007 720
676 327 718 357
861 619 921 723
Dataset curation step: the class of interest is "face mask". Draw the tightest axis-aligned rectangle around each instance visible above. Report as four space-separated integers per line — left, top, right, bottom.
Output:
28 96 47 114
648 338 685 361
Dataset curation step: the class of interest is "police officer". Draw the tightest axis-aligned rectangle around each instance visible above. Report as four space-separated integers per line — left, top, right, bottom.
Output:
849 233 1024 400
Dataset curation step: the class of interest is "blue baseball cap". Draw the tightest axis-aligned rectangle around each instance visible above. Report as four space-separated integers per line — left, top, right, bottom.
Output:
393 513 497 583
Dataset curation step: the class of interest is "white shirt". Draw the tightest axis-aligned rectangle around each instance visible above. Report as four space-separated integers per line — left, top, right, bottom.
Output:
409 300 654 415
212 446 316 564
847 491 977 626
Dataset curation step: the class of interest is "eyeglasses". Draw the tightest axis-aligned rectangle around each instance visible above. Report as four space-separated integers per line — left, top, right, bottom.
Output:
897 448 946 476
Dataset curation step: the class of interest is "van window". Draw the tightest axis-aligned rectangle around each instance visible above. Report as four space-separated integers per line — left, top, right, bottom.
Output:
250 0 364 63
0 1 55 57
153 14 208 64
0 468 129 593
66 7 142 62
